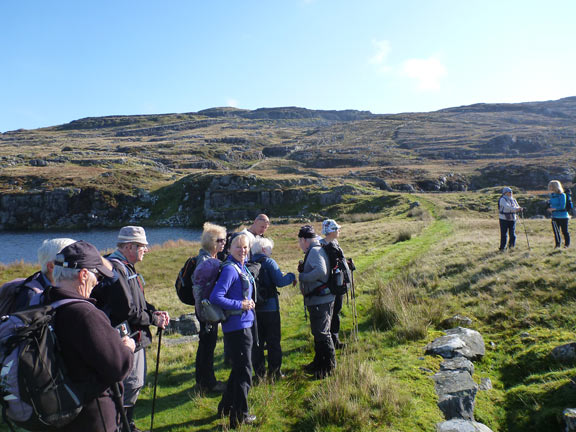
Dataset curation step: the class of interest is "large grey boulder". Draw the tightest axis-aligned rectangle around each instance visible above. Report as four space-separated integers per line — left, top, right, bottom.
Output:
440 357 475 375
552 343 576 363
166 313 200 336
426 327 485 360
437 419 494 432
434 370 478 420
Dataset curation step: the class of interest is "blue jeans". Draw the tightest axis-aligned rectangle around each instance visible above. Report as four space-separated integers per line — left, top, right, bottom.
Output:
499 219 516 250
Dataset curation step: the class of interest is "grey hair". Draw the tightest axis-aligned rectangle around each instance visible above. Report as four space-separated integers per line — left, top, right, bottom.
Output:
52 265 81 283
38 238 76 274
251 237 274 256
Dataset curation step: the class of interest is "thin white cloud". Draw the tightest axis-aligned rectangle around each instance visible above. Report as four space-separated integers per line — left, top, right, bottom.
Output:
227 99 239 108
401 57 447 91
369 40 392 73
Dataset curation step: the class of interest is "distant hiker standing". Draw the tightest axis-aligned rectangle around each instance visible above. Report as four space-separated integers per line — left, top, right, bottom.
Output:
240 214 270 248
209 233 257 429
298 225 335 379
498 187 523 251
194 222 227 393
92 226 170 432
547 180 571 248
250 237 296 380
319 219 351 349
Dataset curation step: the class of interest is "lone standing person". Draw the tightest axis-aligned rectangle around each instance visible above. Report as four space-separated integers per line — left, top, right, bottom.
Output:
498 187 523 251
92 226 170 432
297 225 335 379
547 180 571 248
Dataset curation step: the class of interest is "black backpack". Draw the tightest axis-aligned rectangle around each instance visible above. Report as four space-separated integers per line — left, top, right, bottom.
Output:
0 299 89 430
565 189 573 213
175 256 198 305
321 242 351 296
250 257 277 304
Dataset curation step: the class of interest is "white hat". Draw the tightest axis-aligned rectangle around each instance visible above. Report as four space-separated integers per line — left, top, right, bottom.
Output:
321 219 341 235
117 226 148 245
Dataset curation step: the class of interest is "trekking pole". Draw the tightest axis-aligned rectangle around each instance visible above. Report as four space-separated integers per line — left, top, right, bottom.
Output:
519 210 531 251
112 383 131 432
150 328 163 432
347 258 359 342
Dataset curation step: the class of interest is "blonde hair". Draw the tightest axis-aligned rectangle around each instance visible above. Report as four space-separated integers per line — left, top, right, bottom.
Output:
200 222 227 254
548 180 564 194
230 233 249 248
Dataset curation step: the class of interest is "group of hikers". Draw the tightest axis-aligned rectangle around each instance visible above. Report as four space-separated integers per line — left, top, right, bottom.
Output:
498 179 572 251
0 214 354 431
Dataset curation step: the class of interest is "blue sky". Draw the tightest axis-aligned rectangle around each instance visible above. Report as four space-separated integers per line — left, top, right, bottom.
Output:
1 0 576 132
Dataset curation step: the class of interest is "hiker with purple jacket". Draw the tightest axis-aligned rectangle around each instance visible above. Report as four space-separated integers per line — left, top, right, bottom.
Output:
209 233 257 429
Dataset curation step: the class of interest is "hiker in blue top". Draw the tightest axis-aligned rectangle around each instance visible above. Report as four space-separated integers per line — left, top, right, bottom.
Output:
547 180 571 248
250 237 296 380
209 233 257 429
498 187 523 251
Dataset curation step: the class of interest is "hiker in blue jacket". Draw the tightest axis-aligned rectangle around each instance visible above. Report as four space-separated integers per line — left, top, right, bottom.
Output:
250 237 296 380
209 233 257 429
547 180 571 248
498 187 523 251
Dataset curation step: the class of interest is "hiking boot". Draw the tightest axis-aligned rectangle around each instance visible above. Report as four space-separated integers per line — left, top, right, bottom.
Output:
302 361 317 372
231 414 257 429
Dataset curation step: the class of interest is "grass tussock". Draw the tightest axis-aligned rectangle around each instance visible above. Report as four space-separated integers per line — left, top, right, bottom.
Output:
372 276 445 341
307 353 411 430
394 229 412 243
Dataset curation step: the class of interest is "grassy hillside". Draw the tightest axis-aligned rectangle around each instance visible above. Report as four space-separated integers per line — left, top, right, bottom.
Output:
1 191 576 431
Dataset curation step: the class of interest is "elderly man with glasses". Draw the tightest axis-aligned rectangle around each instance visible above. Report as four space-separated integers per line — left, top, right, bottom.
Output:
44 240 135 432
92 226 169 432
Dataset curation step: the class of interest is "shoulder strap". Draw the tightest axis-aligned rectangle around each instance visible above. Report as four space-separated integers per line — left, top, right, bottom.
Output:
51 299 90 309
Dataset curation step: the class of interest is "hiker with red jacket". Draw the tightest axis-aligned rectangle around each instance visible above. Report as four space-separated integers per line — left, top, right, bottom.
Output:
45 240 135 432
209 233 257 429
91 226 169 432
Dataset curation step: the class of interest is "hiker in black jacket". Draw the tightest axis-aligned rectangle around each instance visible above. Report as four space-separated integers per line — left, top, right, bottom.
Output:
92 226 169 432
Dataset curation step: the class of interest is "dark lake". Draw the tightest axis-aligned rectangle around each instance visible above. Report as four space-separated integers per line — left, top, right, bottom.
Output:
0 227 202 265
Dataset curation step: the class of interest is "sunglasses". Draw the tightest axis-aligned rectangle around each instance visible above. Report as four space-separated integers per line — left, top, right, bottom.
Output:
216 238 226 243
88 269 104 282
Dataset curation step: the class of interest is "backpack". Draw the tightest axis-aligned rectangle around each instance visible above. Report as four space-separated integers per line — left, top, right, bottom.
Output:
321 242 351 296
0 299 88 431
175 256 198 305
250 257 276 304
565 189 573 213
193 259 253 324
0 273 44 317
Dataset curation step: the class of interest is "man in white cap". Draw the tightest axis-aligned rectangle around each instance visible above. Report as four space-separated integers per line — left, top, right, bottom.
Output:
92 226 169 432
320 219 350 349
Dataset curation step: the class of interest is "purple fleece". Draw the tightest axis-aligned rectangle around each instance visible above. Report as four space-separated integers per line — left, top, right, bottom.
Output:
209 257 254 333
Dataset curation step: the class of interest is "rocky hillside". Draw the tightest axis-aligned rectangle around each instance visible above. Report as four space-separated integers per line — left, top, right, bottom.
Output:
1 98 575 229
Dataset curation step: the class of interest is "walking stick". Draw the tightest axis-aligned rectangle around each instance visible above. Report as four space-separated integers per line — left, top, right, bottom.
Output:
519 210 531 250
150 328 163 432
347 258 359 342
112 383 131 432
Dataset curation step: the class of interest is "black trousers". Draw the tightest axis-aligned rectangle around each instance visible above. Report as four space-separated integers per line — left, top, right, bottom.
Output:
499 219 516 250
252 310 282 377
220 327 253 426
552 218 570 247
195 321 218 388
329 294 344 343
308 301 335 374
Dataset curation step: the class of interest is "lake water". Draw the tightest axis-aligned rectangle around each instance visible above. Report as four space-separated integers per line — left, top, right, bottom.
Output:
0 227 202 265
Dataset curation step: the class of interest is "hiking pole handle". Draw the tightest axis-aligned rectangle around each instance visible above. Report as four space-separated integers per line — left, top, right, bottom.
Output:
150 327 163 432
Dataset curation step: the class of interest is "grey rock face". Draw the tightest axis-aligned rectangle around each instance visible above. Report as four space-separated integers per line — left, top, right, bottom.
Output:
441 314 473 329
436 419 494 432
434 370 478 420
440 358 475 375
551 342 576 363
166 313 200 336
426 327 485 360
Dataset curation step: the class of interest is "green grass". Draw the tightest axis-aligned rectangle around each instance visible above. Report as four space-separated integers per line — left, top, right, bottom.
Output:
3 193 576 431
